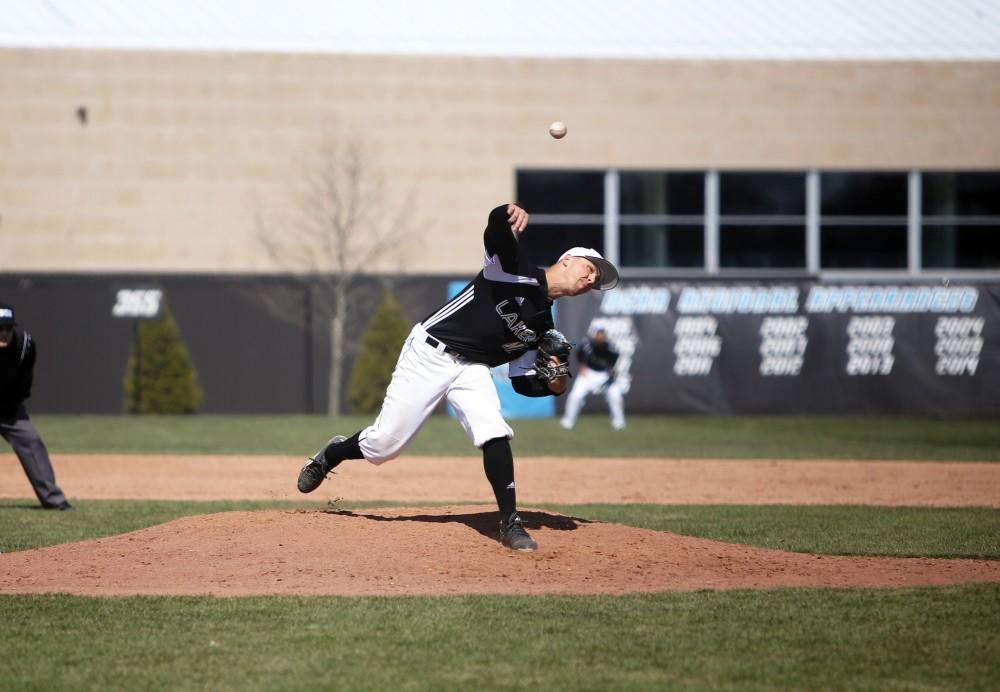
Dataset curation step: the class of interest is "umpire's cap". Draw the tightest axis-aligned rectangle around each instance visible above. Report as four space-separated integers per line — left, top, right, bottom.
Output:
557 247 620 290
0 304 15 327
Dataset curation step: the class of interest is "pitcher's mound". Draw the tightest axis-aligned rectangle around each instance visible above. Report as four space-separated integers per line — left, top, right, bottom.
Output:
2 506 999 596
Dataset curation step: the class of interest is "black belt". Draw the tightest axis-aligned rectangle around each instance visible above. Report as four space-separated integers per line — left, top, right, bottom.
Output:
425 335 463 359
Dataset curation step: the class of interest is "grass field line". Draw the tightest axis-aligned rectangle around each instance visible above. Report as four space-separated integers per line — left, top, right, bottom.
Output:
2 454 998 506
29 414 1000 460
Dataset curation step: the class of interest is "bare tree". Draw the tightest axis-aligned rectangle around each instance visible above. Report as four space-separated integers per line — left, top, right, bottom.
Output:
256 136 412 416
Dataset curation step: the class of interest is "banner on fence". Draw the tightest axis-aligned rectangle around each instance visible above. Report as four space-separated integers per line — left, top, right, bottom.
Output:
555 282 999 415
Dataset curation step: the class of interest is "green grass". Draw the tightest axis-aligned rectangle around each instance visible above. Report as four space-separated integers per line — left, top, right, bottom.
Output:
3 499 998 559
0 499 445 553
0 499 319 552
1 587 998 690
29 413 1000 460
551 504 1000 559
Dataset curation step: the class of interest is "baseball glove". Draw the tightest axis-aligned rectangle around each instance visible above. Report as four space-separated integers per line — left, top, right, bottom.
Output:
534 329 572 382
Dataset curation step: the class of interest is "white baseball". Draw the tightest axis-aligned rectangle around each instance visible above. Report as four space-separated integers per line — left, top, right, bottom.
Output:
549 121 567 139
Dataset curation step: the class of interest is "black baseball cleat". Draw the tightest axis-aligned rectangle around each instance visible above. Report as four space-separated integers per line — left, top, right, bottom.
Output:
499 512 538 552
43 501 74 511
297 435 347 493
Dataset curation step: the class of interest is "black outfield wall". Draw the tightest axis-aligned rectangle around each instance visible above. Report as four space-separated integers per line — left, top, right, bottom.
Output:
2 273 997 416
0 273 455 414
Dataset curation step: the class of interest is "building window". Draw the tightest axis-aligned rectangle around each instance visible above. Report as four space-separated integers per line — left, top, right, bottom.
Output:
516 170 604 215
620 224 704 268
516 223 605 268
620 171 703 215
922 172 1000 269
514 168 1000 275
821 225 908 269
719 172 806 268
619 171 704 268
515 170 605 265
820 172 908 269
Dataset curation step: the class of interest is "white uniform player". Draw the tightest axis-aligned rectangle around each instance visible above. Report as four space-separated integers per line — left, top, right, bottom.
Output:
297 203 619 552
559 328 626 431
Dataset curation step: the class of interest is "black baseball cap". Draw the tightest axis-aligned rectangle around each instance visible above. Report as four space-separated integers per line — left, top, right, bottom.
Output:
0 304 15 327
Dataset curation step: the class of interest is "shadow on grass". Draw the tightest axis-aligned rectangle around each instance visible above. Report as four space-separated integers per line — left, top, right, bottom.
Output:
323 508 593 541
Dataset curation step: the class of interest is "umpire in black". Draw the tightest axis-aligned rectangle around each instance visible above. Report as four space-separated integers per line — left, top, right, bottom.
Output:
0 303 72 511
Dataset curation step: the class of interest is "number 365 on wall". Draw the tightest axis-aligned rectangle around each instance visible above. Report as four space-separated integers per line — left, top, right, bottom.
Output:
112 289 163 319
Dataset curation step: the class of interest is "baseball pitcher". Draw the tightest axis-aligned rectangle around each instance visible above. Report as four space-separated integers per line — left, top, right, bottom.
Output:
297 203 619 552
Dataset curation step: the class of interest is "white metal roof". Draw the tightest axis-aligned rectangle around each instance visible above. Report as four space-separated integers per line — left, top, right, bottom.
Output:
2 0 999 60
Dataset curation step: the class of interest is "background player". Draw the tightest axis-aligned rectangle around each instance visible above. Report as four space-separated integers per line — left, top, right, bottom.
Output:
560 327 626 431
297 203 619 552
0 303 73 511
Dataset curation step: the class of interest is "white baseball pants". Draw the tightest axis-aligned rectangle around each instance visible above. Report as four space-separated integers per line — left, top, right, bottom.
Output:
560 368 626 430
358 324 513 464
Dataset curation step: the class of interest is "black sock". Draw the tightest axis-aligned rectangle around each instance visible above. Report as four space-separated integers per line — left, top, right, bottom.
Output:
482 436 516 520
324 431 363 470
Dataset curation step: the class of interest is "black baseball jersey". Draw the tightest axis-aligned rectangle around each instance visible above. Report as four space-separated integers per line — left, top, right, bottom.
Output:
0 328 35 419
577 338 619 372
423 205 554 369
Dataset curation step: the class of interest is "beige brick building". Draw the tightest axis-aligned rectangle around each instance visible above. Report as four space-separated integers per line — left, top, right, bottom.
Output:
2 3 999 276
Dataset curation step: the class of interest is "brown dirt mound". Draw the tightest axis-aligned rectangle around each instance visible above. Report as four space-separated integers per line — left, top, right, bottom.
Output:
2 506 998 597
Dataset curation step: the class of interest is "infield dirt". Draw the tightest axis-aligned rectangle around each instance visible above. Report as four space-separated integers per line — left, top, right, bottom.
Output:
2 454 998 506
1 455 998 597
